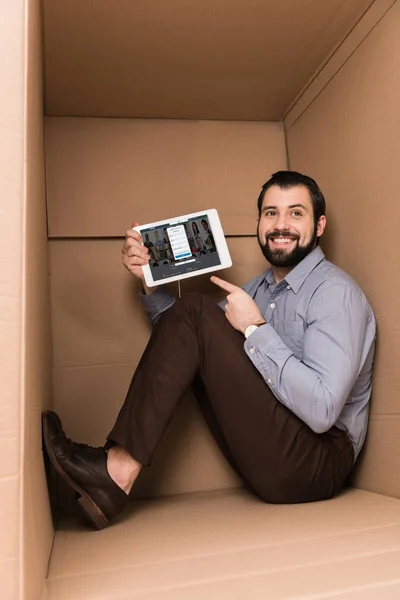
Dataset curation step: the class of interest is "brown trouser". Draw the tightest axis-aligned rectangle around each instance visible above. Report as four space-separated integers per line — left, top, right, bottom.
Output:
107 293 354 503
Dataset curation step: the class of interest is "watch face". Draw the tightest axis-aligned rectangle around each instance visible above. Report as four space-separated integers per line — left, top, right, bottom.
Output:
245 325 258 339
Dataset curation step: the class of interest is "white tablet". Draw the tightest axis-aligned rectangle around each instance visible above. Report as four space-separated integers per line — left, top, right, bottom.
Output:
133 209 232 287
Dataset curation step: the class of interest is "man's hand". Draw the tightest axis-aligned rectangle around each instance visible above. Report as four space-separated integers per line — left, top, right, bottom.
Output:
211 276 265 334
122 222 158 295
122 222 149 280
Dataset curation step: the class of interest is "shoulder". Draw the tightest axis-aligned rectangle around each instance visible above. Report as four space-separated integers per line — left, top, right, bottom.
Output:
308 259 376 324
313 259 366 297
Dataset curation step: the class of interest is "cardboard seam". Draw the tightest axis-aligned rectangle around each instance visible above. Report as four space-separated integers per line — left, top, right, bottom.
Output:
283 120 291 170
284 0 397 129
52 361 138 371
282 0 377 121
20 0 29 598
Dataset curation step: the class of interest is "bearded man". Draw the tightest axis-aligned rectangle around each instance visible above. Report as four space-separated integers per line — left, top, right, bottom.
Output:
43 171 376 530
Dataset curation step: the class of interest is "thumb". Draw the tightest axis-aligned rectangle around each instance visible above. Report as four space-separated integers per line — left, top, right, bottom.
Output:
132 221 140 228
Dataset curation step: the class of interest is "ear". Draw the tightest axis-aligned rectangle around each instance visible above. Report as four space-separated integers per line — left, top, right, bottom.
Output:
316 215 326 238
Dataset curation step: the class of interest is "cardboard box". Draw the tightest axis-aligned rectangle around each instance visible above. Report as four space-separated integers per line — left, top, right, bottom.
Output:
3 1 400 599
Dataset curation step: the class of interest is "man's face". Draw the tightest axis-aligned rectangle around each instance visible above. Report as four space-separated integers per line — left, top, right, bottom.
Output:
154 231 159 240
257 185 326 268
201 221 208 231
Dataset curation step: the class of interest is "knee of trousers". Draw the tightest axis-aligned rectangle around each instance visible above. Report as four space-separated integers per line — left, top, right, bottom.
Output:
172 292 216 316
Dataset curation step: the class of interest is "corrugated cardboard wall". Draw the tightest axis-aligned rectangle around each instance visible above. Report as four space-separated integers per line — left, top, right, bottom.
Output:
46 119 287 498
23 1 54 599
0 2 24 597
286 0 400 498
42 0 373 121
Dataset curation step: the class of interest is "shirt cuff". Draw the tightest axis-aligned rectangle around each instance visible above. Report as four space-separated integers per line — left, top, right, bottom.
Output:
244 323 293 390
139 287 176 324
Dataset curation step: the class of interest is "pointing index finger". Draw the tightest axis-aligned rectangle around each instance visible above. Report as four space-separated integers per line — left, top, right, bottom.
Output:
210 276 237 293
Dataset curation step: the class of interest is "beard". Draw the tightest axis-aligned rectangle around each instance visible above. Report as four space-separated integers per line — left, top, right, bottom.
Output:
258 224 318 268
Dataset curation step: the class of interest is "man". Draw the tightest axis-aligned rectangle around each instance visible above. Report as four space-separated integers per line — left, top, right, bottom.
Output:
200 218 216 251
43 171 376 530
152 229 166 262
142 233 157 264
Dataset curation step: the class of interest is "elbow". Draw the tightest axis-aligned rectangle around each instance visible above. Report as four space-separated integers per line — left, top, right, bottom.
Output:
308 405 339 434
308 383 345 434
309 420 333 435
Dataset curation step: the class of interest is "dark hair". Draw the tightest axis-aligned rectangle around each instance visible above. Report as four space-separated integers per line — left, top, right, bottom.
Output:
257 171 326 224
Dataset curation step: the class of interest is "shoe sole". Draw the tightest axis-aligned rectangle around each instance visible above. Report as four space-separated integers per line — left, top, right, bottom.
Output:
42 412 109 530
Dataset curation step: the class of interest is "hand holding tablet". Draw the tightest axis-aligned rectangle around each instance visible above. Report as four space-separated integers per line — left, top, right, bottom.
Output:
133 209 232 287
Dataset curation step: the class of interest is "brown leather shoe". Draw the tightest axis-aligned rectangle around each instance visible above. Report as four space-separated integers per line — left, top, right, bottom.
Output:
42 411 129 529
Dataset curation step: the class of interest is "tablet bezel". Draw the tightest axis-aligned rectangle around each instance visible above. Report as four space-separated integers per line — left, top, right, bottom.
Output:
133 208 232 287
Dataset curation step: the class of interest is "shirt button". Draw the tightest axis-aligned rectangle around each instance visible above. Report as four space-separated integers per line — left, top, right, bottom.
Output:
270 303 276 309
267 378 272 384
249 347 255 354
287 285 291 290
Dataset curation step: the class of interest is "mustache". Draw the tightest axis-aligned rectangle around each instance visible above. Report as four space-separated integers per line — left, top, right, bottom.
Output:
265 230 300 241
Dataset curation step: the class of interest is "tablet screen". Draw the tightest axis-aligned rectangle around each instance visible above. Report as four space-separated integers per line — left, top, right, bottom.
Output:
141 214 221 282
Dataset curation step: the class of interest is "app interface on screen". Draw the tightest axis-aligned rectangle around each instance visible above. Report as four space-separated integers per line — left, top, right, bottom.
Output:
141 215 221 282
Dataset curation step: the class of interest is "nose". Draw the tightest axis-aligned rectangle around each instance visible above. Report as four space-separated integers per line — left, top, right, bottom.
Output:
275 212 290 231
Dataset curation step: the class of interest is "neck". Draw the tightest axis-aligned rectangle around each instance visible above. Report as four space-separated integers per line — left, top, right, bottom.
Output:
271 265 293 284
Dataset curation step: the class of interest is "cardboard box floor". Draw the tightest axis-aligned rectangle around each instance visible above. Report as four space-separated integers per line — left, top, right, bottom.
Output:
45 488 400 599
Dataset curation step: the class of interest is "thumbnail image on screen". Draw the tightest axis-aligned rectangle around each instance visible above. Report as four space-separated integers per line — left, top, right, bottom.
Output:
141 215 221 282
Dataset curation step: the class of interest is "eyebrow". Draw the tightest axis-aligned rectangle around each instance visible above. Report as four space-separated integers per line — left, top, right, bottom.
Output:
262 203 309 211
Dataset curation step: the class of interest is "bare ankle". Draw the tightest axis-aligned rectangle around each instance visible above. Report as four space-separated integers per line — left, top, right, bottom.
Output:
107 445 142 494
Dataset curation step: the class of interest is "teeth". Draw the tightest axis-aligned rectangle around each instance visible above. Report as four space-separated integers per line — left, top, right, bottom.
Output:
272 238 293 244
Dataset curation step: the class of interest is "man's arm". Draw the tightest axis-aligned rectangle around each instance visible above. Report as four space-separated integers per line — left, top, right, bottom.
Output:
243 283 375 433
122 224 176 324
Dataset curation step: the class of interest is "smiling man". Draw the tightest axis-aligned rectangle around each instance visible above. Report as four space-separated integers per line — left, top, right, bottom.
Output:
43 171 376 530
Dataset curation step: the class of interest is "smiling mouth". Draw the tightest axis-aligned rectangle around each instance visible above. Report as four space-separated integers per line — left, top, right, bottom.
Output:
269 237 296 245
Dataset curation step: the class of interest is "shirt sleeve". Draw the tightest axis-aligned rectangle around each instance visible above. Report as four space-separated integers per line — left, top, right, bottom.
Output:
244 283 373 433
139 287 176 325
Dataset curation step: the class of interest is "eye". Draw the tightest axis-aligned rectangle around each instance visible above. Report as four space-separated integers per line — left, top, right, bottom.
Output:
291 210 303 218
264 210 276 217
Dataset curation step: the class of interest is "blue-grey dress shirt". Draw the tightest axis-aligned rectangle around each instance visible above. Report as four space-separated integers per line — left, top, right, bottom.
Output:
140 247 376 460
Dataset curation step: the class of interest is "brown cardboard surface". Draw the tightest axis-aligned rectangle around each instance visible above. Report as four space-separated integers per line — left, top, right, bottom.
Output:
284 0 396 127
0 477 19 600
0 0 25 597
18 3 400 599
47 556 400 600
44 118 286 237
351 415 400 498
42 0 373 120
45 488 400 599
23 1 54 597
49 239 172 368
23 454 54 600
285 0 400 498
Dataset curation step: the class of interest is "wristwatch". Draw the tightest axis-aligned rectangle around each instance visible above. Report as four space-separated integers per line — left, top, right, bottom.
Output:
244 321 266 339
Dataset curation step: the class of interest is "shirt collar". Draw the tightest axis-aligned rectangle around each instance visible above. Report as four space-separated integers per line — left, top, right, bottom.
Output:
264 246 325 293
